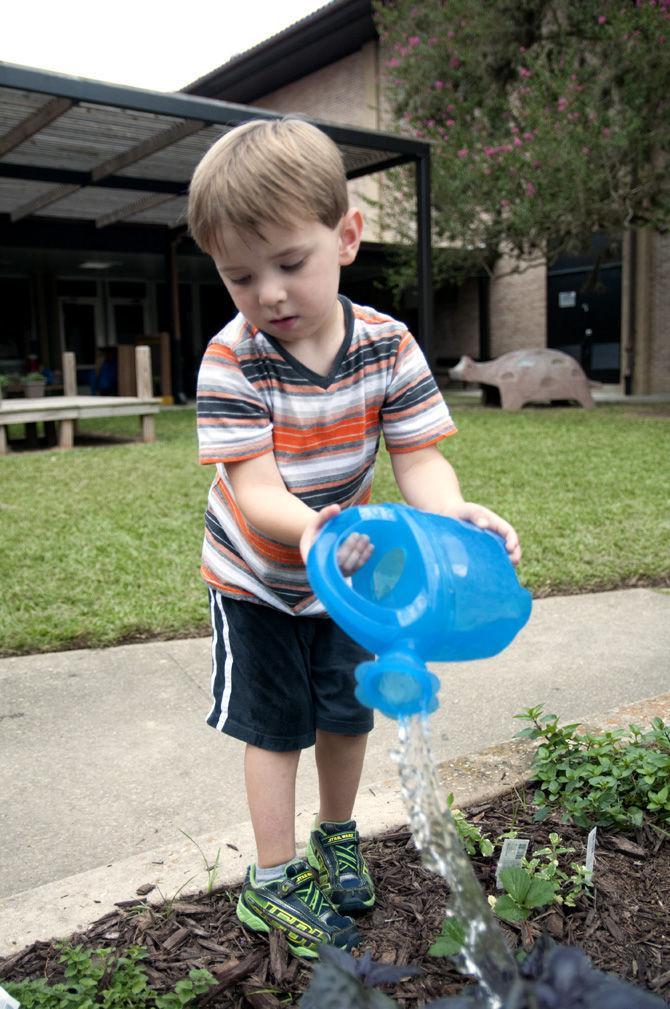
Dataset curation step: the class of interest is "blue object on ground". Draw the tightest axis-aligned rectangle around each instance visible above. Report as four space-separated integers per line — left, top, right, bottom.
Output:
306 504 532 719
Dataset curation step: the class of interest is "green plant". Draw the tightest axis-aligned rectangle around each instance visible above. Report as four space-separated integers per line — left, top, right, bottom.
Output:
1 943 216 1009
447 793 495 857
179 829 222 894
22 371 46 383
490 866 557 923
521 832 593 908
514 706 670 830
428 916 466 958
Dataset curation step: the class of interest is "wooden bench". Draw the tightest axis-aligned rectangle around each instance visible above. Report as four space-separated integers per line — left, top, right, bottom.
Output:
0 347 161 454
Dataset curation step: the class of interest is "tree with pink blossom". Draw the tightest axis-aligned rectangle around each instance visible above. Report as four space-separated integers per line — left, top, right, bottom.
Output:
374 0 670 287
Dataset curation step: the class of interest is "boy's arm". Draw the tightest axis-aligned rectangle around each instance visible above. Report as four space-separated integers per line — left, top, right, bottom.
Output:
226 453 372 570
227 452 315 546
390 445 521 564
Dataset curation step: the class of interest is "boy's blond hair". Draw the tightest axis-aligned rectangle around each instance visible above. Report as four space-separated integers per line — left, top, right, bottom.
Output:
188 118 349 253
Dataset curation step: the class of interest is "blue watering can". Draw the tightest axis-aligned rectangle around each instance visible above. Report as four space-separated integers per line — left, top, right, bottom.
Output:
306 503 532 719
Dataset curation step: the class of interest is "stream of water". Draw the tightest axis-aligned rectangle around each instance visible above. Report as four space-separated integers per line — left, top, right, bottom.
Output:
391 714 517 1008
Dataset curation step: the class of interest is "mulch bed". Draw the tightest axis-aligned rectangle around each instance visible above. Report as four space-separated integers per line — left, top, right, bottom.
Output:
1 786 668 1007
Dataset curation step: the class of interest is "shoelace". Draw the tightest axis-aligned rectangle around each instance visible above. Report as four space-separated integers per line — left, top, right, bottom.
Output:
285 863 329 916
326 831 361 880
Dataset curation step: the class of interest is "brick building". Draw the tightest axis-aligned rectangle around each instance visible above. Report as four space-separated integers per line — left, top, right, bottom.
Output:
186 0 670 394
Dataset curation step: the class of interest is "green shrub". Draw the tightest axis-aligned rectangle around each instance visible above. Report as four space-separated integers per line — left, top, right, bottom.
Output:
514 706 670 830
1 943 216 1009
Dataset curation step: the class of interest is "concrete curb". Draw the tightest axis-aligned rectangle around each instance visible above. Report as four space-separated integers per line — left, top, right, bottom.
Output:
1 691 668 959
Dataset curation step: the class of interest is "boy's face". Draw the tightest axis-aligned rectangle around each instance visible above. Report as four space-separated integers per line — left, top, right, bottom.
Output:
211 210 362 350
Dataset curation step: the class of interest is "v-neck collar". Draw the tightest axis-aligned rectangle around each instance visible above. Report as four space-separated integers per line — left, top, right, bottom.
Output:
261 296 354 390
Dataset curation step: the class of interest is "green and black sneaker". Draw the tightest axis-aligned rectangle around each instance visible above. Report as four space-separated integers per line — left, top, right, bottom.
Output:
307 820 375 914
236 858 360 959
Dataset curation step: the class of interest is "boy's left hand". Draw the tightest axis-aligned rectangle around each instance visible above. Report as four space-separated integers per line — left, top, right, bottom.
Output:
300 504 374 575
445 501 521 566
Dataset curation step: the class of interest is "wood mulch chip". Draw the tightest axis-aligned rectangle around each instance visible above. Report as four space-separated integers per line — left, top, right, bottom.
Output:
1 786 668 1007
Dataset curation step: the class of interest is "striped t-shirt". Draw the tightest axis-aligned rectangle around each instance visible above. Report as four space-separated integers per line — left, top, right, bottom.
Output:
196 296 456 614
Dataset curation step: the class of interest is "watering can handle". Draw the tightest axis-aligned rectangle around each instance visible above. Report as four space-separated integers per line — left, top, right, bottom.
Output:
306 508 404 642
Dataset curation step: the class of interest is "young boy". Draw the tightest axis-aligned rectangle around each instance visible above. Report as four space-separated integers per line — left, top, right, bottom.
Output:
188 118 520 958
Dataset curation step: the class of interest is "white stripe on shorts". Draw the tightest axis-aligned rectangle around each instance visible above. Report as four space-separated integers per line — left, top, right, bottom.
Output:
209 590 234 731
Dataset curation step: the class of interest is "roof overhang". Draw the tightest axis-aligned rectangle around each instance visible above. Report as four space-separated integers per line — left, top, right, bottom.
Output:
0 61 427 238
184 0 376 103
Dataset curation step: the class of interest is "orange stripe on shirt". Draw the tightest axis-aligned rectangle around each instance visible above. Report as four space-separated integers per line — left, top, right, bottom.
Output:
273 409 380 453
214 478 303 566
387 427 458 454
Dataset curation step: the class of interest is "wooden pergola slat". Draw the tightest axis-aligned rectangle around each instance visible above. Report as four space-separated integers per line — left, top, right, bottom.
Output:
10 182 79 222
95 192 177 228
90 118 206 182
0 96 72 158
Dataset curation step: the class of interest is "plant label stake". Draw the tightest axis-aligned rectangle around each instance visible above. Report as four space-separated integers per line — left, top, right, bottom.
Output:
585 826 597 883
495 838 530 889
0 985 20 1009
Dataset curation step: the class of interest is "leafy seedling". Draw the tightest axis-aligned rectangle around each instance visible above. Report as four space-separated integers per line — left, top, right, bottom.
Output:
492 866 557 923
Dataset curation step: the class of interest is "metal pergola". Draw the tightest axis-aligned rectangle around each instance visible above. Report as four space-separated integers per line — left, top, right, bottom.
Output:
0 62 434 369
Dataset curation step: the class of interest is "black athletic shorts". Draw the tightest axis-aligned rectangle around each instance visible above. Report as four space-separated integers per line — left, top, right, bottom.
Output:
206 589 374 751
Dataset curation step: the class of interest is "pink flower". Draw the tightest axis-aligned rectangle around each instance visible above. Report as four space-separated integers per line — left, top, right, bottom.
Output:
457 148 468 158
598 14 606 22
523 131 534 140
428 36 438 45
500 199 510 207
519 67 531 78
602 127 611 137
557 97 568 112
525 182 536 196
450 56 461 68
388 57 400 67
408 35 421 47
447 118 456 127
514 137 523 147
434 79 445 90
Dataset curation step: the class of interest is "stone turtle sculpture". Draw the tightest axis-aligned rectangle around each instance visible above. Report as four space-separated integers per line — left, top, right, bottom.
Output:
448 349 595 410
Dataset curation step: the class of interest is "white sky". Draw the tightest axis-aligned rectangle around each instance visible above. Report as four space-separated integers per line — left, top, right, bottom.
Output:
2 0 327 92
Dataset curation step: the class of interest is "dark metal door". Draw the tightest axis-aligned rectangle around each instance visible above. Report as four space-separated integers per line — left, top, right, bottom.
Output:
547 264 621 383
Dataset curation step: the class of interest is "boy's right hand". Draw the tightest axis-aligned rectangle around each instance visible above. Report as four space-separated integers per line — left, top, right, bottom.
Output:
300 504 374 576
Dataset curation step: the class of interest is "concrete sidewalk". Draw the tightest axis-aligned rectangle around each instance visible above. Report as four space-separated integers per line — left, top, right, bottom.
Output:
1 586 669 956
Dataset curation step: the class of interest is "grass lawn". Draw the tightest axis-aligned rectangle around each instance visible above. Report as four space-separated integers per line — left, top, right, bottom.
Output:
0 399 668 656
